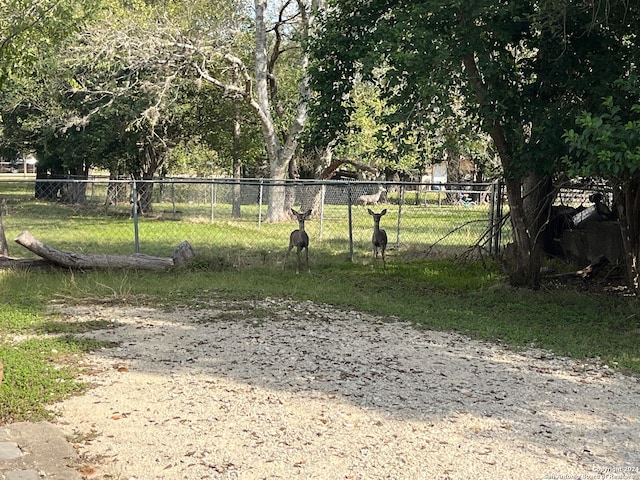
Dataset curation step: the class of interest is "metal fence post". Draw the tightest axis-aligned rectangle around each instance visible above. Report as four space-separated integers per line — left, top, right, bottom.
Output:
171 179 177 220
131 179 140 253
319 183 326 241
488 180 505 256
347 182 354 262
396 184 404 248
258 179 264 228
495 181 505 254
488 181 496 255
210 179 215 223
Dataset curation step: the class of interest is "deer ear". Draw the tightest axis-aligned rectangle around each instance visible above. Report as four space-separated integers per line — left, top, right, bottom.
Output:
291 208 298 215
367 208 374 215
381 209 387 215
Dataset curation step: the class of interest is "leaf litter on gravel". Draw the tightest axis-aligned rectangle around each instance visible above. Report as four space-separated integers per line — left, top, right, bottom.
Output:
51 299 640 480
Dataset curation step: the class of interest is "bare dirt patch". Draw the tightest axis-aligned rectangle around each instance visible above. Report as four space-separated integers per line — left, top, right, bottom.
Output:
51 299 640 480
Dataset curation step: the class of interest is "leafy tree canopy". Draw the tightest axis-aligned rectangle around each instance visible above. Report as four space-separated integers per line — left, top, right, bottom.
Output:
564 74 640 181
1 0 260 179
309 0 637 178
0 0 97 87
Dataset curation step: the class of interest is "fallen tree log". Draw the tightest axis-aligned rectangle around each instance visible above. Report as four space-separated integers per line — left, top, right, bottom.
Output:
11 231 194 271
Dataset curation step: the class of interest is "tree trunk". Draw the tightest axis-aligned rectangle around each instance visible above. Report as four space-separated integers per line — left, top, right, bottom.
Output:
503 173 553 288
194 1 320 222
462 53 554 289
254 0 313 223
306 143 335 214
132 141 169 215
615 178 640 292
487 134 547 288
35 166 50 200
255 0 285 222
131 180 154 216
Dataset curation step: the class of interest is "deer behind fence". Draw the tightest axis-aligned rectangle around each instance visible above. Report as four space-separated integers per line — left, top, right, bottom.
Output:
283 208 312 274
357 185 386 206
368 208 388 268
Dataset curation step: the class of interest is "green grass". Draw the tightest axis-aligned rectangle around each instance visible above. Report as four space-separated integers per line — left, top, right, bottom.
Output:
0 184 496 259
0 270 121 423
0 334 111 422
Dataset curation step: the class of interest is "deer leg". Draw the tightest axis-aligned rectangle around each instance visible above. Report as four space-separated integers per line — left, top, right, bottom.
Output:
284 245 294 270
296 246 302 274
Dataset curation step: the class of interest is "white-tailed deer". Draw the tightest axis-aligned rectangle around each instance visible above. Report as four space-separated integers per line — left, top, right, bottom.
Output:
357 185 386 206
284 208 312 273
368 208 387 268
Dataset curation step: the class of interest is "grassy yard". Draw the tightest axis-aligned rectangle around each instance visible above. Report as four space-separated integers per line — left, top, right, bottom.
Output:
1 259 639 424
0 189 637 424
0 194 491 267
0 178 500 262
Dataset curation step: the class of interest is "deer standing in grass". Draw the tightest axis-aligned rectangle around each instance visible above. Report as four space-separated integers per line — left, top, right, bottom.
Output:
368 208 387 268
284 208 312 273
357 185 386 206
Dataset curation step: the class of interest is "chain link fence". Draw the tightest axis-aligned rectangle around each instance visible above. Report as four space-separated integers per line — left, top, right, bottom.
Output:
0 177 508 268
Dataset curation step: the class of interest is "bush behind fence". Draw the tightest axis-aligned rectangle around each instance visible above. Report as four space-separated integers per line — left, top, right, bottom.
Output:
0 178 508 267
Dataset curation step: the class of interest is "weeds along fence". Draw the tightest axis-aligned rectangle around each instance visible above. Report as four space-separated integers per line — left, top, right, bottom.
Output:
0 177 509 267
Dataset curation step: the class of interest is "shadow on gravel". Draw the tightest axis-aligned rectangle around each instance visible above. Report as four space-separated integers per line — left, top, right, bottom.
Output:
55 300 640 472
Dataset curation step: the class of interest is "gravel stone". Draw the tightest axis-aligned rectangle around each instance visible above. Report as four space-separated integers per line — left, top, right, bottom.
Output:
51 300 640 480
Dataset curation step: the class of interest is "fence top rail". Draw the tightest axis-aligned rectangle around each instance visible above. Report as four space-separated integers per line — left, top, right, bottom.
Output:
0 176 497 189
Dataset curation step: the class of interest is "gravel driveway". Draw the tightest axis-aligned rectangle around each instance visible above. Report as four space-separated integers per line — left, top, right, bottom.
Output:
51 299 640 480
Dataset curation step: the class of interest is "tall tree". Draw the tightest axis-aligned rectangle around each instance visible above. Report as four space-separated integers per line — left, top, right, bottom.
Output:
309 0 637 288
192 0 325 221
56 0 323 221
